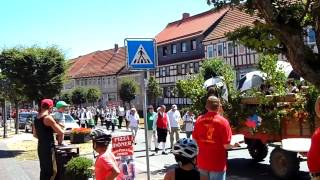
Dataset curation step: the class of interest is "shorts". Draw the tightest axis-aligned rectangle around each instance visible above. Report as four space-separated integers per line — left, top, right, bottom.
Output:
157 128 168 143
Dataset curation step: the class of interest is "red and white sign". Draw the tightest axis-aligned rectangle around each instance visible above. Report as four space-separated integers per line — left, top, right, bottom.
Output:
112 135 134 157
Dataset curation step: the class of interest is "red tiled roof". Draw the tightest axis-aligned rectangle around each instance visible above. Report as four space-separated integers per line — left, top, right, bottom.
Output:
203 8 259 42
67 47 126 78
155 8 229 45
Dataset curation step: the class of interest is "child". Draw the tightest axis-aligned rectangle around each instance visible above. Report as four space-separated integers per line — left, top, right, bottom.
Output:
182 111 195 139
91 129 120 180
54 101 69 127
164 138 207 180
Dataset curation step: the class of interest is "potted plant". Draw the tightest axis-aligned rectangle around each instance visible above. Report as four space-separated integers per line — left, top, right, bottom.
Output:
70 128 92 144
65 156 93 180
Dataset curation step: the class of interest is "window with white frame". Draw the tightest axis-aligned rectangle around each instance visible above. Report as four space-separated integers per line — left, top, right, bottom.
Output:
227 42 234 55
207 45 214 58
171 44 177 54
181 42 187 52
238 44 246 54
162 46 168 56
191 40 197 50
217 43 223 56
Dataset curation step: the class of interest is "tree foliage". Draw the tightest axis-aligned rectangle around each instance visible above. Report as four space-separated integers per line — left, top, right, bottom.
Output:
0 46 67 102
208 0 320 88
176 58 235 114
200 58 236 95
86 87 102 105
71 87 87 106
60 91 72 104
119 78 138 106
147 76 162 106
258 54 287 95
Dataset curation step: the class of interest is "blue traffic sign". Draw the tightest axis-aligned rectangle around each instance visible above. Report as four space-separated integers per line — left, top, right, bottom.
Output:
125 38 157 70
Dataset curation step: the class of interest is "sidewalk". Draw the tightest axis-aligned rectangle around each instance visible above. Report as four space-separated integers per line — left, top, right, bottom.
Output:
0 140 39 180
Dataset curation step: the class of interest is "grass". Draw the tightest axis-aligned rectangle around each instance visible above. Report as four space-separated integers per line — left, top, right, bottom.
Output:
6 137 93 161
6 139 38 161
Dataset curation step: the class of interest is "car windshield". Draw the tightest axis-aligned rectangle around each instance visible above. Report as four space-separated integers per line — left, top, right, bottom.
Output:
64 114 75 123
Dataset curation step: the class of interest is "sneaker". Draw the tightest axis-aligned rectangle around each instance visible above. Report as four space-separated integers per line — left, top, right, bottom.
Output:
162 151 168 155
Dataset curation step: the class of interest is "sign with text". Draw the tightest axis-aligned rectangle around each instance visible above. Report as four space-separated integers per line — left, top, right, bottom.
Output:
112 135 136 179
112 135 134 156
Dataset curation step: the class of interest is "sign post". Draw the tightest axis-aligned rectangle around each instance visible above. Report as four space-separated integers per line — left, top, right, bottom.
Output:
125 38 156 180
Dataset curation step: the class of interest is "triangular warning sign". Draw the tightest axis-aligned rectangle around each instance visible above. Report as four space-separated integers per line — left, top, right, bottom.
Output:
131 45 153 65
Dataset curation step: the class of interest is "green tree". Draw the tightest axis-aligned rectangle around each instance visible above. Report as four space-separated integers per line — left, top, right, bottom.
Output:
176 58 235 114
258 54 287 95
200 58 236 95
60 91 72 104
207 0 320 88
147 76 162 106
0 46 67 102
119 78 138 107
71 87 87 107
86 87 102 106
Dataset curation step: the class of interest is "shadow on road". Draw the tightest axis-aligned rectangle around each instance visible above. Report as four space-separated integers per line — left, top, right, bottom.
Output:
227 158 310 180
0 149 25 159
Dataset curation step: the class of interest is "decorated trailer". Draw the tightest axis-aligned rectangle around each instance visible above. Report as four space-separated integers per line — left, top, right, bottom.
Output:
231 94 320 179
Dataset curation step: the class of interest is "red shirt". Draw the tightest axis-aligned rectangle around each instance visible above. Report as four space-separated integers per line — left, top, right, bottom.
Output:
95 150 119 180
192 112 232 172
157 112 168 129
308 128 320 173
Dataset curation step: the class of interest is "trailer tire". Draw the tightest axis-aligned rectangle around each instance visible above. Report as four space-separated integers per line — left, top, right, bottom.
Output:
248 140 268 162
270 147 299 179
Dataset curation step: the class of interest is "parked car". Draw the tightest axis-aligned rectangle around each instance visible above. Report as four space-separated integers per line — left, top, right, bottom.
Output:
19 112 37 130
64 114 80 138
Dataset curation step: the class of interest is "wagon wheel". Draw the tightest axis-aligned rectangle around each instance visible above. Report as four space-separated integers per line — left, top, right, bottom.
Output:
247 140 268 162
270 147 299 179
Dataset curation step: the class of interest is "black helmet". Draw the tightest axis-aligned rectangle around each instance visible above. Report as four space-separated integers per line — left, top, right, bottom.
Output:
90 129 112 145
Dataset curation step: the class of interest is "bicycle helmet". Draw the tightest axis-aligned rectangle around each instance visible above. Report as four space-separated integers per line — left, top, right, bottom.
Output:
90 128 112 145
173 138 198 159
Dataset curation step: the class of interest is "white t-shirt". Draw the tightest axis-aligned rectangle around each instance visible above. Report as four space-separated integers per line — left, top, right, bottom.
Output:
183 113 195 132
118 107 125 116
167 110 181 128
128 113 140 127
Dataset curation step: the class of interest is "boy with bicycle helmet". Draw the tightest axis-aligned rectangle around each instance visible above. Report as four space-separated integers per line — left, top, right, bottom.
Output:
91 129 120 180
164 138 207 180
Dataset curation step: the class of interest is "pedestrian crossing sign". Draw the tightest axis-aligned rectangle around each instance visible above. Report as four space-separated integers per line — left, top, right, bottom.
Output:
125 38 157 70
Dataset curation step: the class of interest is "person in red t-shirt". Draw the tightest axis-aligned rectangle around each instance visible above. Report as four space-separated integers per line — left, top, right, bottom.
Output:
91 129 120 180
307 96 320 180
192 96 235 180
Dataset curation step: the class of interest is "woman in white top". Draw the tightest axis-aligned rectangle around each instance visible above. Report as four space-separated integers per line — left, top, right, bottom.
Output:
128 108 140 141
182 111 195 139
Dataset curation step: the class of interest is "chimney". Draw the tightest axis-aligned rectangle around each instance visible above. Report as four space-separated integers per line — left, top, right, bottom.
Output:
114 43 119 52
182 13 190 19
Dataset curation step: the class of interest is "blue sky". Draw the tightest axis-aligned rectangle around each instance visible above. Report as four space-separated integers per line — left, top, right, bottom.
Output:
0 0 211 59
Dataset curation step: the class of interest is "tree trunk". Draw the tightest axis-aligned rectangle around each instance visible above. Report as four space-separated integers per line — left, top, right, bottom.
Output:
15 101 19 134
278 30 320 89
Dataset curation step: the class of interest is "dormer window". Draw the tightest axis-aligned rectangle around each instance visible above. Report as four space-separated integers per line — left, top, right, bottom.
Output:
162 46 168 56
181 42 187 52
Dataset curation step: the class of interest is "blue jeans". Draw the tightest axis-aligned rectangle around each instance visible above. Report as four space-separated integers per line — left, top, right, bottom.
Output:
199 169 226 180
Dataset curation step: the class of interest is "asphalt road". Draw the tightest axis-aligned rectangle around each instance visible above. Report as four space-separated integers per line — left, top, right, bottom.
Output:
1 124 311 180
110 126 311 180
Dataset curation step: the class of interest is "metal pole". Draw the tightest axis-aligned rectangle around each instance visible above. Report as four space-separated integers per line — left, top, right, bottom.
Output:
3 100 7 138
142 71 151 180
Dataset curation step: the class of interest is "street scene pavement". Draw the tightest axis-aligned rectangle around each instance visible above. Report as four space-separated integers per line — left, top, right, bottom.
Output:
0 124 311 180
